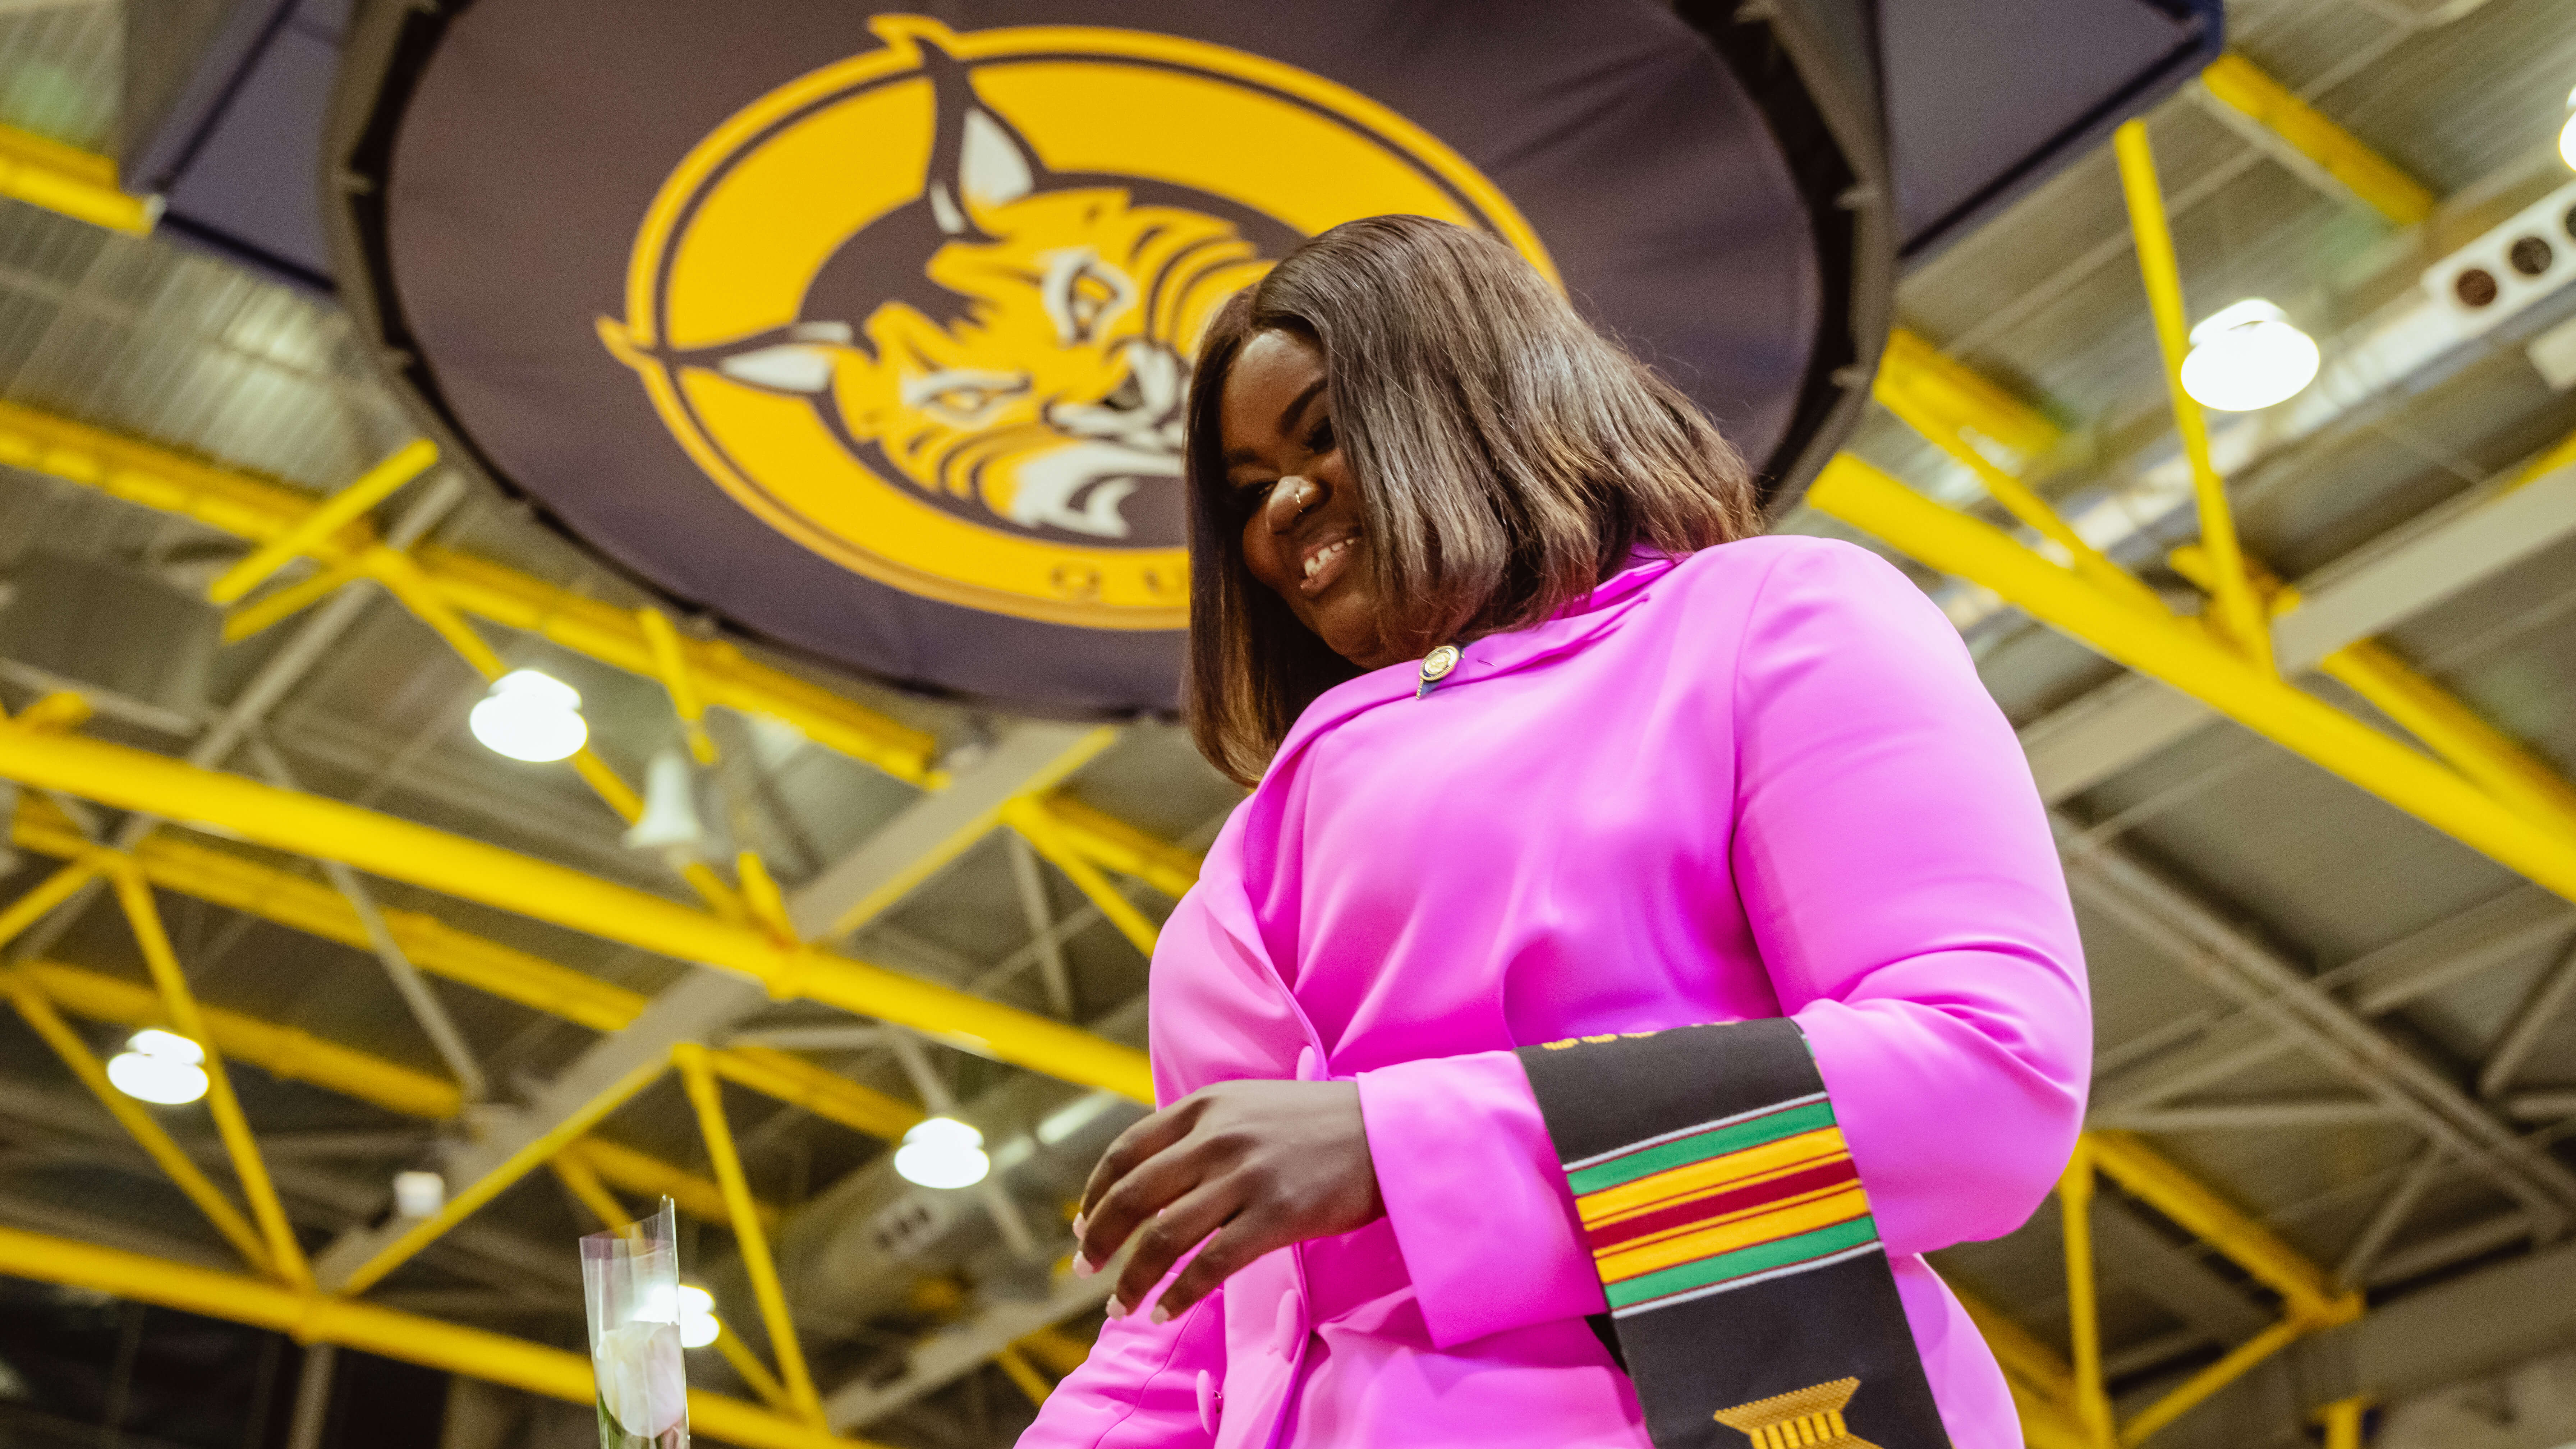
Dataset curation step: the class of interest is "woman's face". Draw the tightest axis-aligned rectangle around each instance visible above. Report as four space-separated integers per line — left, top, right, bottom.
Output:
1218 329 1408 671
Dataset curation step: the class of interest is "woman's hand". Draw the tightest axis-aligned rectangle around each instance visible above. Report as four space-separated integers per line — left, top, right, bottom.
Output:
1072 1079 1384 1323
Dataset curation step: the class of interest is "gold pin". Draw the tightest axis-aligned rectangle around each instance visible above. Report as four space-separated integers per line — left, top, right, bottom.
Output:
1416 644 1462 698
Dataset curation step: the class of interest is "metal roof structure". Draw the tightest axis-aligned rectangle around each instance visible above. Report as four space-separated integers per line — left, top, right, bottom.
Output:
1 0 2575 1447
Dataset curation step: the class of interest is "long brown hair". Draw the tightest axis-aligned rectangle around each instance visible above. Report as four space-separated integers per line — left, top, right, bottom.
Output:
1183 215 1759 785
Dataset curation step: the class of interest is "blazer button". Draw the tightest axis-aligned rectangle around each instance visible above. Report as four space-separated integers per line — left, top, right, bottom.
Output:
1195 1370 1220 1434
1273 1290 1305 1356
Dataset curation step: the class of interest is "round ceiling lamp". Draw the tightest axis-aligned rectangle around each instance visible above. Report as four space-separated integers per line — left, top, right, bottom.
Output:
892 1117 991 1190
107 1029 209 1107
468 669 588 763
675 1285 720 1349
2180 299 2321 413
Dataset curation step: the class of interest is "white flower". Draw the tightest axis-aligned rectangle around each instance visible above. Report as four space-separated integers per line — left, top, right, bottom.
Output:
595 1319 687 1438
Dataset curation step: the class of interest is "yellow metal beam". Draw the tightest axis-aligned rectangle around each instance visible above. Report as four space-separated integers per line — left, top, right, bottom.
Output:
994 1346 1053 1407
223 563 362 642
677 1043 823 1425
818 729 1120 940
708 1044 923 1141
1014 1324 1096 1379
2119 1316 2309 1448
1804 455 2576 906
2199 52 2435 229
1 970 272 1272
0 727 1157 1102
638 608 720 765
1875 331 2167 617
340 1054 670 1296
1003 796 1163 957
108 862 312 1288
0 125 155 235
12 958 461 1119
2114 120 2273 673
717 1320 799 1417
0 1222 872 1449
1038 795 1204 901
2163 544 2576 846
1876 327 2065 469
0 857 100 951
2497 425 2576 498
207 440 438 604
12 793 649 1034
2012 1380 2100 1449
2319 639 2576 841
1955 1287 2077 1411
548 1148 630 1230
2058 1144 2116 1449
0 400 940 783
2319 1397 2369 1449
560 1136 773 1232
2089 1132 2358 1323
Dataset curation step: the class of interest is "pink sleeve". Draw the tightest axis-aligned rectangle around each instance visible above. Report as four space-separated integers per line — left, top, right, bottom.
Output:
1730 541 2090 1255
1351 540 2089 1348
1015 1285 1225 1448
1355 1050 1607 1348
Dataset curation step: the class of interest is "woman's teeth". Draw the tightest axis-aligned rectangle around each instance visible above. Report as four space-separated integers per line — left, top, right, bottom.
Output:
1304 539 1353 580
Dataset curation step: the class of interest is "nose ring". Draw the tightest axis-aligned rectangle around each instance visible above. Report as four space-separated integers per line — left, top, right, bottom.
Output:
1284 477 1317 510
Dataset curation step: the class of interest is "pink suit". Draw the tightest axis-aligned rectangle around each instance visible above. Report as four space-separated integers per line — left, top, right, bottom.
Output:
1019 537 2091 1448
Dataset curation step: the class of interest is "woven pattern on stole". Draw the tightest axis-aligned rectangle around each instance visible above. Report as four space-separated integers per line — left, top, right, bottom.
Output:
1517 1019 1953 1449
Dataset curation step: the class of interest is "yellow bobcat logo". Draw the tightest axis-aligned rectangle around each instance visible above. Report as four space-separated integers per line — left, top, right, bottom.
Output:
602 16 1550 629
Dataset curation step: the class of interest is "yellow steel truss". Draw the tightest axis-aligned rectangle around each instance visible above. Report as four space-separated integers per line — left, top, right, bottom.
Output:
1806 455 2576 906
0 400 940 783
2198 52 2435 229
107 862 313 1287
2113 121 2272 672
1 966 273 1272
0 1222 873 1449
0 725 1157 1101
0 125 155 235
678 1042 825 1425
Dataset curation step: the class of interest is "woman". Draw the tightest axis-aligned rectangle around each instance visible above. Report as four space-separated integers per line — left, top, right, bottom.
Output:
1021 216 2087 1449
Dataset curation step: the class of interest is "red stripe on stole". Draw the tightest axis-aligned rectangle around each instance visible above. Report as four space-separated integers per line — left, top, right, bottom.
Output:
1583 1157 1861 1253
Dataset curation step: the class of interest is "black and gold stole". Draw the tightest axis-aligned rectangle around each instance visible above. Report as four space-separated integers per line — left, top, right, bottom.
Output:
1517 1019 1953 1449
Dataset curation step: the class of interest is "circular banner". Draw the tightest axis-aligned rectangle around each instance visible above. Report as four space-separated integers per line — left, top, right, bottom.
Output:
335 1 1860 716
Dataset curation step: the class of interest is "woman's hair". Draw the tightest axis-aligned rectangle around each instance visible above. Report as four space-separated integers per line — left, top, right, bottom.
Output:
1182 214 1760 785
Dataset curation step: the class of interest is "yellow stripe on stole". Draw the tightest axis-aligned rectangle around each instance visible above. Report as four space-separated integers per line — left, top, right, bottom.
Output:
1593 1182 1873 1284
1576 1126 1851 1228
1590 1177 1866 1261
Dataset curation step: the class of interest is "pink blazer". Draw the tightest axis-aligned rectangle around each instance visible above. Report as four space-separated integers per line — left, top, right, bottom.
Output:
1019 537 2091 1449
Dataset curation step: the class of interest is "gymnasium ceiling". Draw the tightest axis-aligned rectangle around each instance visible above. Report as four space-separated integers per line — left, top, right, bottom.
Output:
1 0 2575 1446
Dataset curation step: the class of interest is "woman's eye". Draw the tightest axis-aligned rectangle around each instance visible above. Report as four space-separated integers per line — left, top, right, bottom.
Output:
1307 418 1336 453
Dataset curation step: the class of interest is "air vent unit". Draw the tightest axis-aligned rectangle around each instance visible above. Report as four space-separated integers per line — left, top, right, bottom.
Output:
2423 178 2576 340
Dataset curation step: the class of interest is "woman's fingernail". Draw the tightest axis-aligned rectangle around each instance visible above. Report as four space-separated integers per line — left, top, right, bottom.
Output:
1150 1303 1171 1325
1106 1296 1128 1319
1070 1254 1095 1279
1070 1213 1086 1237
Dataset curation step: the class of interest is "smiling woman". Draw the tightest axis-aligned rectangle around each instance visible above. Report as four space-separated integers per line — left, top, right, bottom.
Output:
1020 216 2092 1449
1181 218 1763 783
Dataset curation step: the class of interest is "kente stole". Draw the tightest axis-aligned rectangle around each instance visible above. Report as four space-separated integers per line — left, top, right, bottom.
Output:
1517 1019 1953 1449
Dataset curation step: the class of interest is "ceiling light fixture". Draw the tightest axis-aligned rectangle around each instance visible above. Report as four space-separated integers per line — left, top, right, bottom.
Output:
468 669 588 763
392 1170 446 1218
892 1117 990 1190
675 1284 719 1349
2561 85 2576 171
2180 299 2321 412
106 1030 208 1106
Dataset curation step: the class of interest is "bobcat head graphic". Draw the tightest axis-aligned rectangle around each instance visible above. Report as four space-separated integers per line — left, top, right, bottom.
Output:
647 42 1287 547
